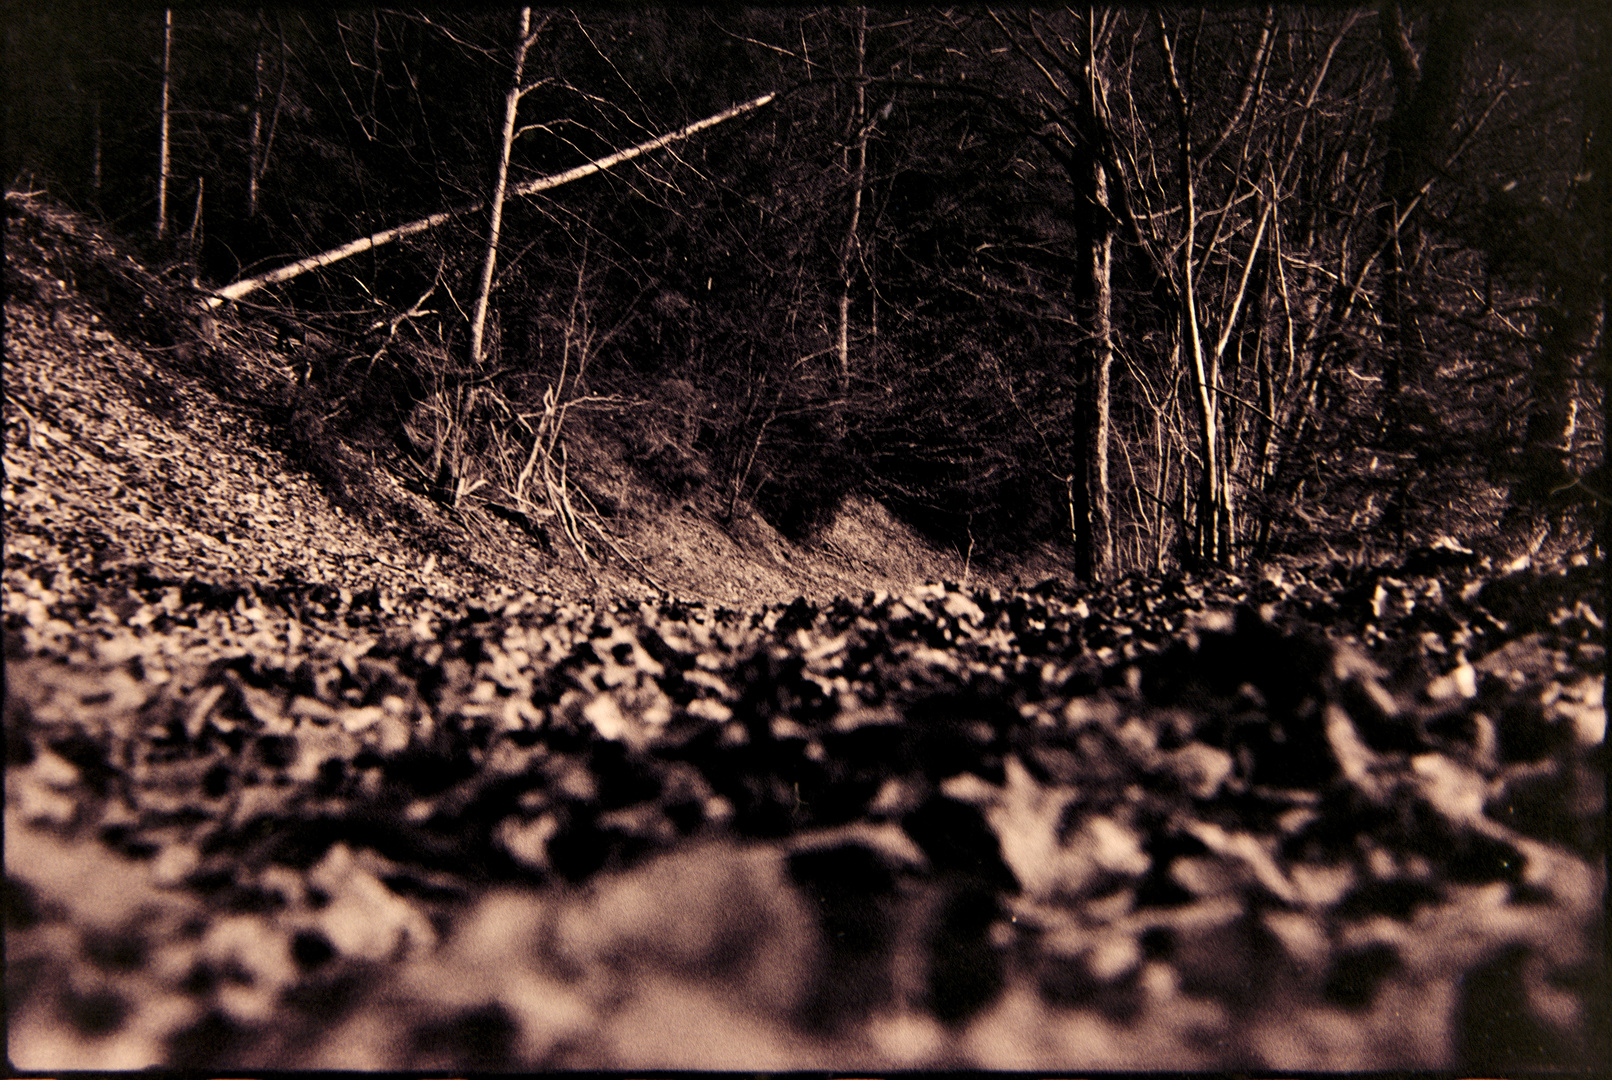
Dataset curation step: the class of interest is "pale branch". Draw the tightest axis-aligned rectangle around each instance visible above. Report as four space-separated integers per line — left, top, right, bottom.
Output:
1212 381 1279 427
211 206 474 305
209 92 777 306
1212 198 1272 362
157 9 173 240
1196 14 1274 168
507 93 782 201
571 486 669 595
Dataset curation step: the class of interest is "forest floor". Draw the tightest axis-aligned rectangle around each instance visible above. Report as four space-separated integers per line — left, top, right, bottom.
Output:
4 191 1607 1072
3 194 1046 615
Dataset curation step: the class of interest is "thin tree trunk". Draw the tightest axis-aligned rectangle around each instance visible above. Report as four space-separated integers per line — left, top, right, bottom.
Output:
1090 157 1115 581
186 176 203 286
1515 294 1588 510
1515 21 1607 520
211 92 776 305
470 7 540 369
157 8 172 240
1584 10 1612 655
1591 11 1612 571
836 5 868 399
1177 443 1191 570
1159 15 1223 566
246 15 287 220
1377 4 1473 545
1178 118 1221 566
1210 202 1269 569
1220 414 1237 566
1070 412 1094 581
91 98 102 193
248 36 263 217
1153 411 1170 573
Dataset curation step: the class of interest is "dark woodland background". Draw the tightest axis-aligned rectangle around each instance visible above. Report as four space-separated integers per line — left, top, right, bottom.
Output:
6 4 1609 580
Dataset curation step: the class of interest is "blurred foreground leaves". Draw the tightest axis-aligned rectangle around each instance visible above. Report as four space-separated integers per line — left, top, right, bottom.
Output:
5 555 1605 1070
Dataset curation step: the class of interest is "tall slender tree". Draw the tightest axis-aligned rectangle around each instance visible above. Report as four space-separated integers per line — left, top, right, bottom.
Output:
157 7 172 240
469 7 547 370
835 5 869 401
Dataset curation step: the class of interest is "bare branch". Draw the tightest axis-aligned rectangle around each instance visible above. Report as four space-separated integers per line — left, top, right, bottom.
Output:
211 93 777 305
1196 12 1274 167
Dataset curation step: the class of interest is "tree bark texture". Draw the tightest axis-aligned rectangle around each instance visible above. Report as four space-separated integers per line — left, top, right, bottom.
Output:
1158 16 1226 567
91 98 101 193
836 5 868 400
1377 4 1473 544
1586 11 1612 582
157 8 172 240
1090 155 1114 582
470 7 539 370
248 40 263 218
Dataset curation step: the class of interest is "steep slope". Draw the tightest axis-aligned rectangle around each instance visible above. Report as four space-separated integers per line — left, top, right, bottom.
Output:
5 194 548 606
3 191 1036 618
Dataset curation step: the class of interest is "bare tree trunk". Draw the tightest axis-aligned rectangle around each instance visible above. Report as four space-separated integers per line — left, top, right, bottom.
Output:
245 15 286 220
1154 14 1251 567
1177 442 1191 569
248 35 263 217
1153 412 1170 573
1159 17 1223 567
91 98 102 193
1590 12 1612 574
469 7 543 369
1090 156 1115 581
836 5 868 399
1514 20 1609 527
186 176 203 286
1377 3 1473 546
157 8 172 240
1208 199 1270 569
1515 297 1590 515
1184 286 1221 566
998 9 1118 581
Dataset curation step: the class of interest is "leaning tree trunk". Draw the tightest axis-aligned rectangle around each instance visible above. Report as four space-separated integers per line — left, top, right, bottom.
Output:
445 7 545 509
1182 258 1223 566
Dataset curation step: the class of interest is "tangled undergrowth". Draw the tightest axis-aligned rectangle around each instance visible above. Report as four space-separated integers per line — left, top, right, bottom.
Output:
5 552 1605 1070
